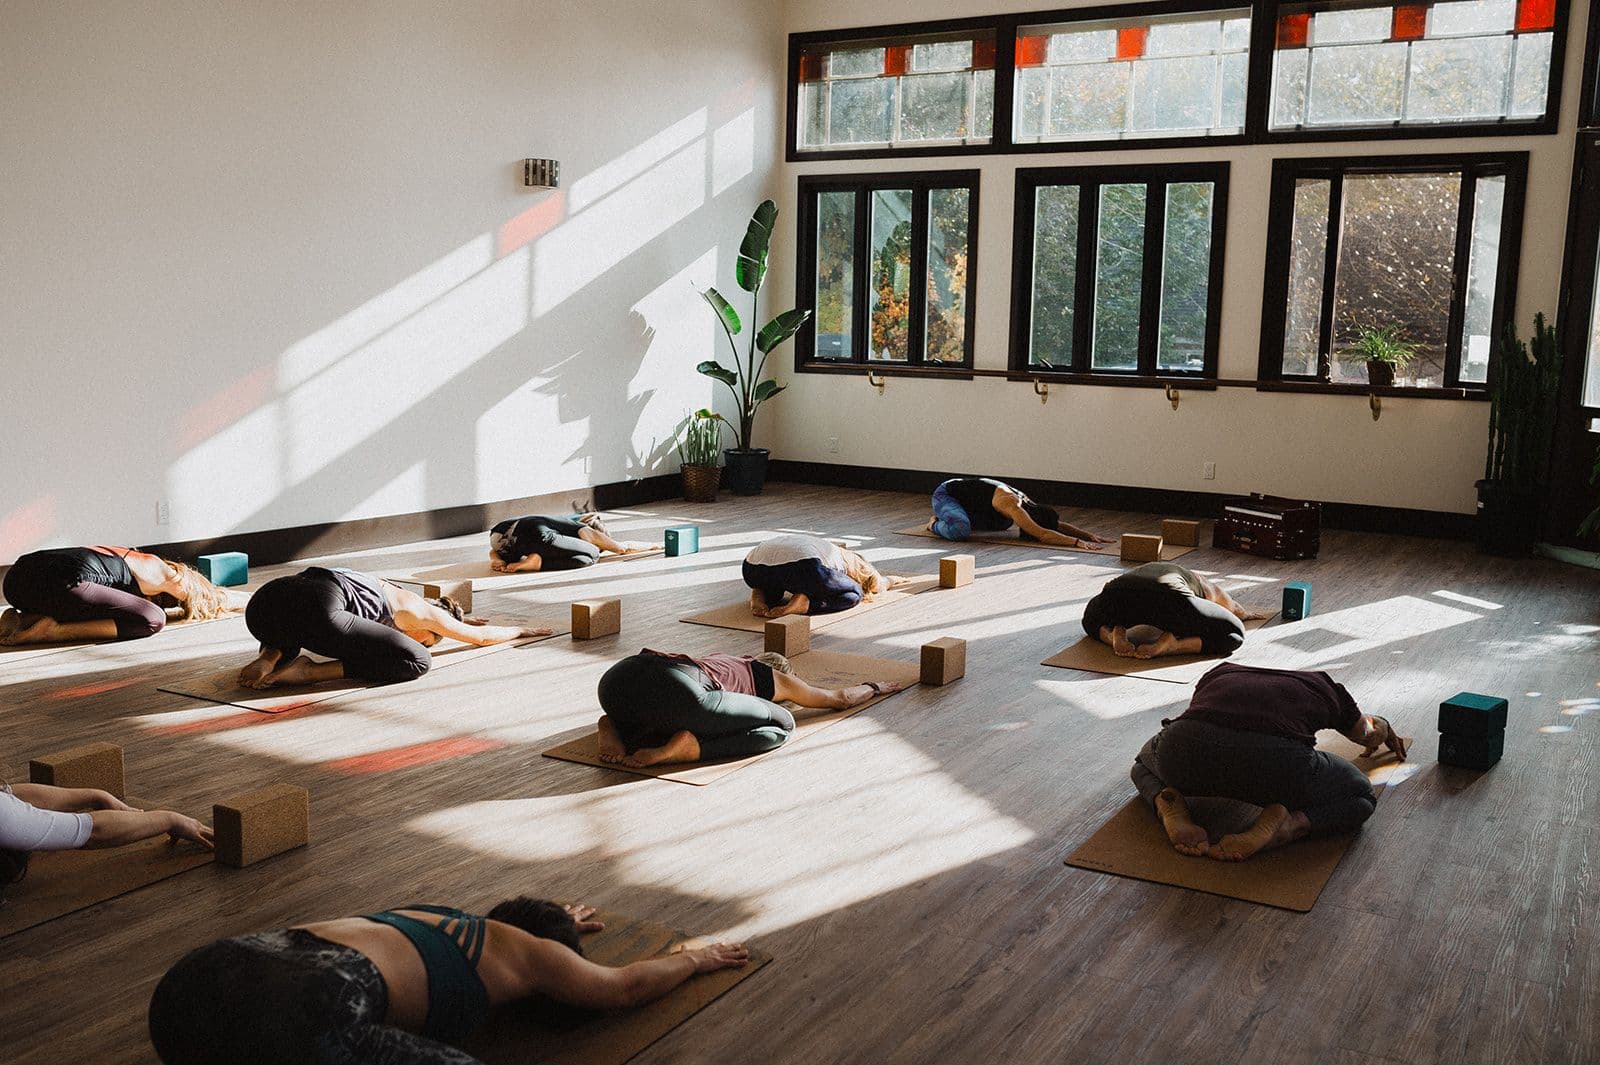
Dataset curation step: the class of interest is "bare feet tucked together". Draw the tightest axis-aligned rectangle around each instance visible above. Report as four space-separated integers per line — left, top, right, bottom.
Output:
1154 788 1209 856
1101 625 1136 657
0 610 54 645
1208 805 1310 861
596 716 627 763
619 729 701 767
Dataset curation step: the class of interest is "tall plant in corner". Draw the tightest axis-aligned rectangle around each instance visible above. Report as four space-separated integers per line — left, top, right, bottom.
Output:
697 199 811 496
1476 312 1562 556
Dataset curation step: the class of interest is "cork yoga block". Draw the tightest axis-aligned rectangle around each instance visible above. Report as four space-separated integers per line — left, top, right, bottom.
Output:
572 598 622 640
764 615 810 656
920 637 967 687
1120 534 1164 563
214 784 310 868
939 554 975 589
1160 519 1201 548
30 742 126 800
393 578 473 614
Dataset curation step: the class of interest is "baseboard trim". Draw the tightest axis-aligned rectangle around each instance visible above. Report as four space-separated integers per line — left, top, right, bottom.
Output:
135 474 682 567
767 460 1477 541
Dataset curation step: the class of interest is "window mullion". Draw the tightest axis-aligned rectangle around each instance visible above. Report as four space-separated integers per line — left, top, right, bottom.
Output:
1074 183 1099 373
908 187 930 365
1444 169 1477 388
1138 182 1168 376
852 187 870 364
1316 173 1344 382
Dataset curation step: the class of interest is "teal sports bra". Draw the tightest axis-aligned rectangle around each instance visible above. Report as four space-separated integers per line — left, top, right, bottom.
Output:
361 905 490 1042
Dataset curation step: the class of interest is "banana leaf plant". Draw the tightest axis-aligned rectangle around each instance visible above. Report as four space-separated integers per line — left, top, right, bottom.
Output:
697 200 811 451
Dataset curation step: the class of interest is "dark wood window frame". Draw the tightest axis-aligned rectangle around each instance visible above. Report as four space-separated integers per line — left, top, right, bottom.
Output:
784 0 1570 162
1007 162 1229 386
794 170 981 378
1256 152 1528 398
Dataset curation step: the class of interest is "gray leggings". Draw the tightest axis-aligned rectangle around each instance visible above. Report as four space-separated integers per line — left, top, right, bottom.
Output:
1131 718 1376 834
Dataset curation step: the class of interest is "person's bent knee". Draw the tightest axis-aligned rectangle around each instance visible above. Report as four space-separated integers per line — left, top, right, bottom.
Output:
118 604 168 640
932 517 972 541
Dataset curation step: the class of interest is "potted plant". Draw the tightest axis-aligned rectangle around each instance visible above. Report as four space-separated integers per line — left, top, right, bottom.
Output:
1477 313 1562 556
676 408 724 504
697 200 811 496
1341 324 1415 387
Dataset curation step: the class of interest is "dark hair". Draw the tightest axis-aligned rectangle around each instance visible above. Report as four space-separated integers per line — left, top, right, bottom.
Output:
1021 501 1060 534
0 847 30 898
431 596 465 621
486 897 583 955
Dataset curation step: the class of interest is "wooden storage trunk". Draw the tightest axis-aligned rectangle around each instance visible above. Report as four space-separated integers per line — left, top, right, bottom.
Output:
1213 494 1320 560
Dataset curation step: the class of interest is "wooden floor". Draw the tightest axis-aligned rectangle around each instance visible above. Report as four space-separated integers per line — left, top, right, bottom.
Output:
3 484 1598 1064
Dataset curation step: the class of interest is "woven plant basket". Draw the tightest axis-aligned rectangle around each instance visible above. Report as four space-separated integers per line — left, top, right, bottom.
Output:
681 464 721 503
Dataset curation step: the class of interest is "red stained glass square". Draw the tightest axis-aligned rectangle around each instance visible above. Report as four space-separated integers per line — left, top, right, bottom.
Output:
1116 26 1149 60
798 52 823 83
1277 12 1311 48
1016 34 1050 67
884 44 910 77
972 37 996 70
1515 0 1556 31
1391 5 1428 40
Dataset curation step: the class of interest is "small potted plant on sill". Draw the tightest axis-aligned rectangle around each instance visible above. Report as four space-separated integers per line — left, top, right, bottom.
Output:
696 199 811 496
677 408 725 504
1341 324 1415 388
1477 313 1562 557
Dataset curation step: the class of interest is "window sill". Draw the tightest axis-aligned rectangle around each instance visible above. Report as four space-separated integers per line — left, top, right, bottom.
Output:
1021 370 1219 391
795 361 975 381
1256 380 1489 401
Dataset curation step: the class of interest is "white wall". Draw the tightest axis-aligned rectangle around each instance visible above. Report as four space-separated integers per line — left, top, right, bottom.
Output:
0 0 780 561
769 0 1591 515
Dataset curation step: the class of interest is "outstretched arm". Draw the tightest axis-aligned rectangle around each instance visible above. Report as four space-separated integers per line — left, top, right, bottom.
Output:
518 930 748 1010
9 782 132 814
1196 576 1271 621
997 497 1098 549
416 601 550 646
1343 714 1407 761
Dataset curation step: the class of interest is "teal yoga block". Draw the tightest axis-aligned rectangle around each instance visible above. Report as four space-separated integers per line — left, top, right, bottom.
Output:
664 526 699 557
1438 692 1508 736
1282 580 1312 621
1439 729 1504 770
197 551 249 587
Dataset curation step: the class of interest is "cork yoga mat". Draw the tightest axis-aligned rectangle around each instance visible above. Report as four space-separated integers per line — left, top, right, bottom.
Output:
1041 615 1277 684
895 525 1195 562
679 574 941 633
542 650 922 785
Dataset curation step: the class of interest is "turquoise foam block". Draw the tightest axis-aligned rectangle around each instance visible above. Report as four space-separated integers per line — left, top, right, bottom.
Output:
664 526 699 557
1439 729 1504 770
197 552 249 587
1281 580 1312 621
1438 691 1508 736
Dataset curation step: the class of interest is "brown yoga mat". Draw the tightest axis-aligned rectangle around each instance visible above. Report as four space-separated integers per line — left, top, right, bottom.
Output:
1063 738 1408 913
465 909 769 1065
679 574 941 633
895 524 1195 562
1041 615 1277 684
0 801 214 938
158 619 568 714
412 547 667 586
542 649 923 785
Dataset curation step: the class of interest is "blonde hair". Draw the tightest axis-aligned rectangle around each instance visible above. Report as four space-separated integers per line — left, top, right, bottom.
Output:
841 550 887 599
170 563 232 621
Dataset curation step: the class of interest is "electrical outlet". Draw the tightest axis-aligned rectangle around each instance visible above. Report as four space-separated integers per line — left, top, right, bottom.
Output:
827 436 840 454
1202 462 1216 480
156 499 171 525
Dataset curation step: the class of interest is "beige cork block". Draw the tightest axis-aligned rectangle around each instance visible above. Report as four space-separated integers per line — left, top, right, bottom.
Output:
572 598 622 640
939 554 976 589
764 615 811 656
920 637 967 686
394 578 473 613
30 742 125 800
213 784 310 868
1120 534 1164 563
1161 519 1201 548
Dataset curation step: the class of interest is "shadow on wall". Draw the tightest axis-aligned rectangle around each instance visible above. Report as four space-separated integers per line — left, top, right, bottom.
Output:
0 80 761 563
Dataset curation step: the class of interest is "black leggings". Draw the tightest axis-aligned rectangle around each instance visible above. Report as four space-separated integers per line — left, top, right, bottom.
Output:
490 517 599 570
741 559 863 615
246 572 429 684
598 654 793 760
1132 718 1377 833
1080 579 1245 655
2 556 165 640
149 928 482 1064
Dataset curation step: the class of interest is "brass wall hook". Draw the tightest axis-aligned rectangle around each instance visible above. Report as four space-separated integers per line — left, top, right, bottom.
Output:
1164 383 1181 411
1033 379 1049 404
866 369 886 394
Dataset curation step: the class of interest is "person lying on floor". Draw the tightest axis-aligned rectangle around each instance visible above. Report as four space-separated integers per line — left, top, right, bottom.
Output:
927 477 1113 550
236 567 550 690
0 546 244 646
2 780 213 901
147 898 748 1065
742 532 889 618
487 512 657 573
1130 662 1407 861
595 648 907 767
1082 561 1272 661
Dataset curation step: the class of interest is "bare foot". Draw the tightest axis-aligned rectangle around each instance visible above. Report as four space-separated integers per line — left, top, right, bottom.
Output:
1154 788 1209 856
621 730 701 767
596 716 627 763
1134 632 1177 660
1208 805 1309 861
0 611 55 645
252 655 318 689
1104 625 1136 657
237 656 278 689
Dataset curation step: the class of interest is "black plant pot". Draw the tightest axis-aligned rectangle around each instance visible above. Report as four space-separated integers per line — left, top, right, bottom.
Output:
1474 479 1540 557
724 448 770 496
1366 359 1395 387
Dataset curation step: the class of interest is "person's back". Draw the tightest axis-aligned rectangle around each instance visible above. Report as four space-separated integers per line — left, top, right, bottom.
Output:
1177 662 1361 745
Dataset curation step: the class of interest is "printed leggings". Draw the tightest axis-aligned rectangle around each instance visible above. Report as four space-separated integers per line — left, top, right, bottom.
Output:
148 928 483 1064
598 653 795 760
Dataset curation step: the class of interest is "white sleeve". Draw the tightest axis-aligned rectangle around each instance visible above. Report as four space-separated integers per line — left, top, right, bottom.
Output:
0 787 93 851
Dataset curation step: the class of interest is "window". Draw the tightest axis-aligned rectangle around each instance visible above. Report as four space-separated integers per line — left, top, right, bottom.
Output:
1259 154 1525 390
794 31 996 153
1011 164 1228 379
797 171 979 371
1014 8 1252 142
1270 0 1560 132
